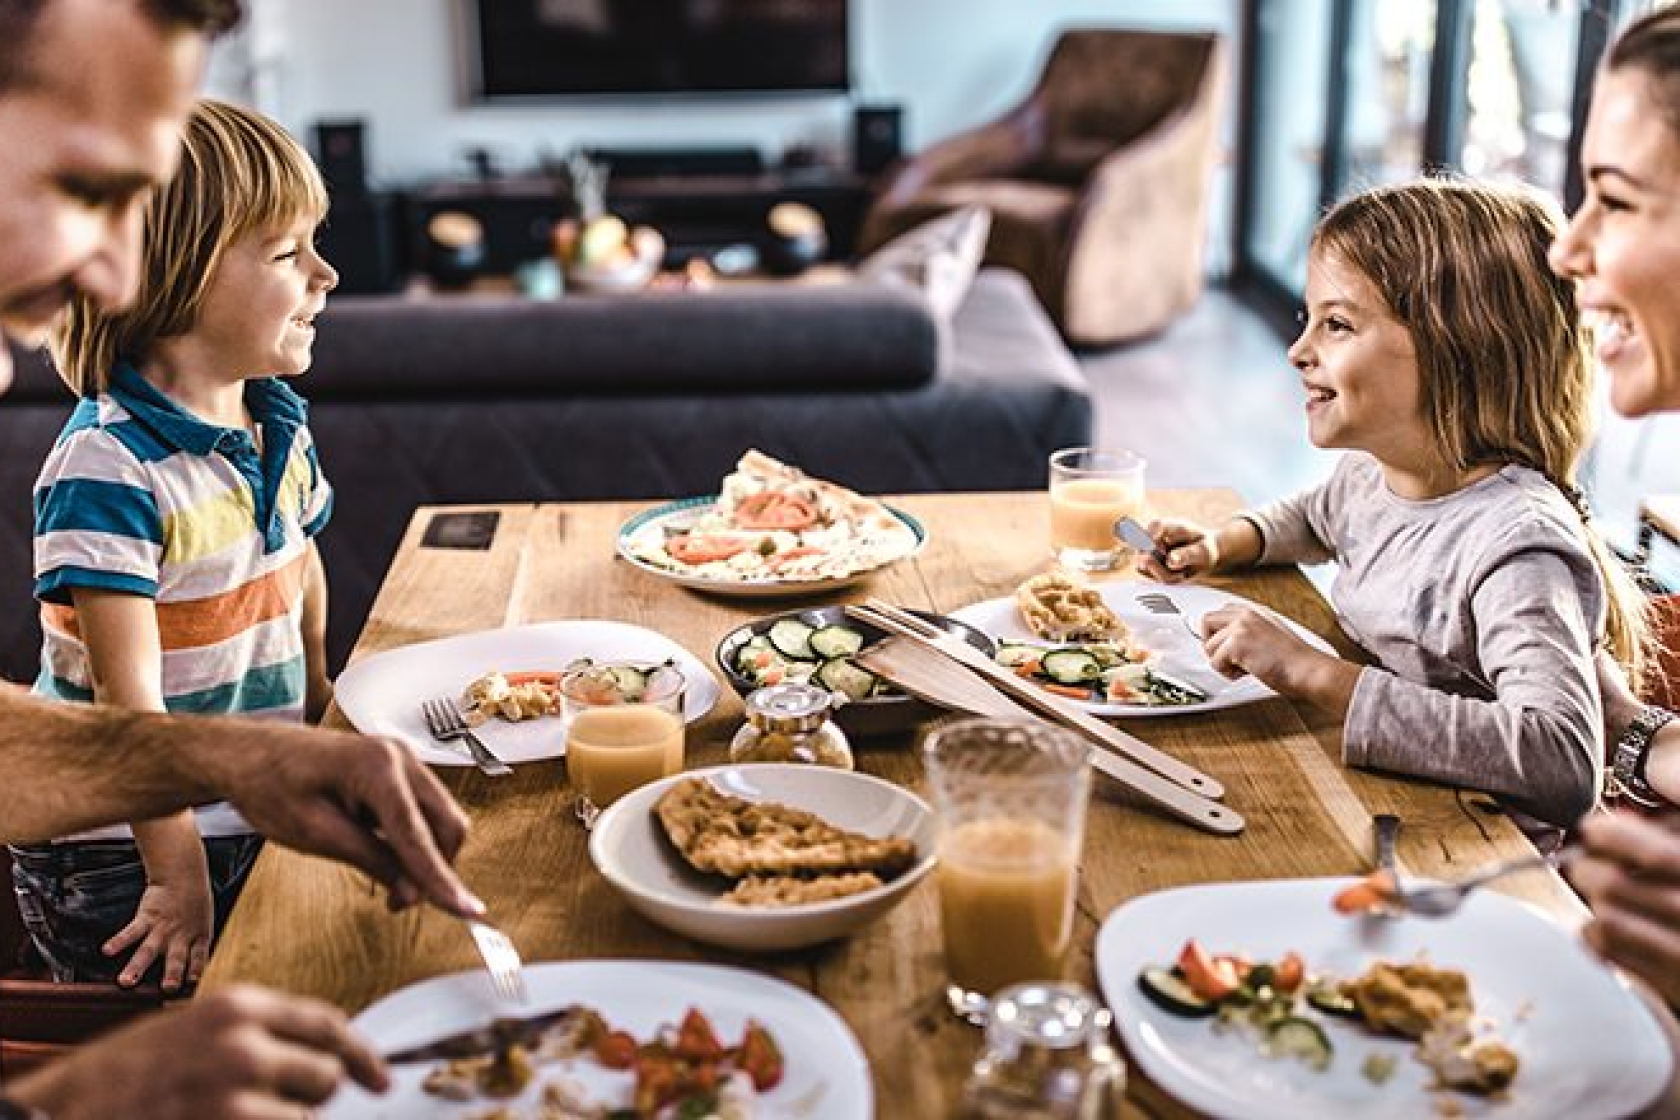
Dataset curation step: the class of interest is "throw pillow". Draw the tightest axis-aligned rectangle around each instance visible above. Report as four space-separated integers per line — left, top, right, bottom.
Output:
857 205 992 319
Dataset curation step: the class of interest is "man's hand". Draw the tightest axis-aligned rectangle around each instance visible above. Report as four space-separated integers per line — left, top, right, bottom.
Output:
1571 810 1680 1009
8 985 388 1119
197 725 483 917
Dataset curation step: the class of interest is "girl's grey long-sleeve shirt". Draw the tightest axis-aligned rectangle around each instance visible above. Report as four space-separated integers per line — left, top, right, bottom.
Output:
1243 454 1605 828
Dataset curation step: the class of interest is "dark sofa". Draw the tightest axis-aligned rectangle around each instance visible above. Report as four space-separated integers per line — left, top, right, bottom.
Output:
0 268 1090 678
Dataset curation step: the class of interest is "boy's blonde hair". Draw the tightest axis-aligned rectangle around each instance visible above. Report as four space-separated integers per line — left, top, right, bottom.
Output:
1313 177 1648 684
51 97 328 395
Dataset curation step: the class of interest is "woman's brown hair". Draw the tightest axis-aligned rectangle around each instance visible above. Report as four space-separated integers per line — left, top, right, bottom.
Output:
1608 6 1680 138
50 97 327 395
1313 177 1650 684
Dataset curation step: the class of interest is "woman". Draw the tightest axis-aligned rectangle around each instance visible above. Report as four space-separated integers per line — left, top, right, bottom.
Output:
1548 5 1680 1008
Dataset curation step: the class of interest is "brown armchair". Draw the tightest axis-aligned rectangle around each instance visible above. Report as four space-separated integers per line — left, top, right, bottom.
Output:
857 29 1225 347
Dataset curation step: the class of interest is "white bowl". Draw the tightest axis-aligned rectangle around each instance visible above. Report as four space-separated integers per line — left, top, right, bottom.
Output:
589 763 936 952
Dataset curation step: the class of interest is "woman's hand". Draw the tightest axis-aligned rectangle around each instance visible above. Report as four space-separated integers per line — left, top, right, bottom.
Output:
104 873 214 992
1570 810 1680 1009
1134 518 1218 583
1201 603 1360 715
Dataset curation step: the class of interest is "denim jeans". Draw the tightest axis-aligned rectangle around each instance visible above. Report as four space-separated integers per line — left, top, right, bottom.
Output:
9 833 263 984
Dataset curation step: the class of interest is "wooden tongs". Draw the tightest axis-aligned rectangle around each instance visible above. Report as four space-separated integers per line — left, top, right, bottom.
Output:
847 600 1243 836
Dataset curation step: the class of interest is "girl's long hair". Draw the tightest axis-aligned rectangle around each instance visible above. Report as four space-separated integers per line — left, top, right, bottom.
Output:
51 97 328 395
1313 177 1649 685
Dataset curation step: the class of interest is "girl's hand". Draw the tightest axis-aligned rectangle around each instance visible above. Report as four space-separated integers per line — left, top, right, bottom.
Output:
103 876 215 992
1135 518 1217 582
1201 604 1358 714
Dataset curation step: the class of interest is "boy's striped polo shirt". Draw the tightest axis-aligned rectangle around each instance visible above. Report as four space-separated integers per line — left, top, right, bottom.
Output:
31 363 333 841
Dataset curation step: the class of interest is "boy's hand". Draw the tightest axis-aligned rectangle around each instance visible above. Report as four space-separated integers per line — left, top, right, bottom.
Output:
305 668 335 724
104 876 214 991
1134 518 1217 582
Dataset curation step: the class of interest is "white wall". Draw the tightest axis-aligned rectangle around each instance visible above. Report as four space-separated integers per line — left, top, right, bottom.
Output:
211 0 1237 184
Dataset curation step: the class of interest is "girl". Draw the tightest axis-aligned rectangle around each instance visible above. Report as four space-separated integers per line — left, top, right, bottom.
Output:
9 98 337 989
1138 177 1646 833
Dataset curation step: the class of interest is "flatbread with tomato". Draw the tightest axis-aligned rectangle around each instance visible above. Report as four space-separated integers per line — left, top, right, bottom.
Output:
625 450 919 583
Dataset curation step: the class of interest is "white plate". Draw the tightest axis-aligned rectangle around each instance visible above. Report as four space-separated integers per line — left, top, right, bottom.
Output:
1094 878 1672 1120
948 580 1335 717
335 621 719 766
615 496 926 598
589 764 937 951
322 959 873 1118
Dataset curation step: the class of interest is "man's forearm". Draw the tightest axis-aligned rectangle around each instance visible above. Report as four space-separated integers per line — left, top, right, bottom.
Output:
0 690 223 843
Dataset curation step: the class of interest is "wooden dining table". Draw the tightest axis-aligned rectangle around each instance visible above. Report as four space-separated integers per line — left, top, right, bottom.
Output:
199 489 1665 1117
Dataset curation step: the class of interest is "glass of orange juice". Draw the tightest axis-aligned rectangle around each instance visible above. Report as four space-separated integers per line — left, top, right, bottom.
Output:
923 717 1091 1023
561 662 686 827
1048 446 1146 571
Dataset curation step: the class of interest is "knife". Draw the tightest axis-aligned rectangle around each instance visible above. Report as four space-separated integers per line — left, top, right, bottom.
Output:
1145 666 1209 703
383 1006 585 1064
1114 516 1171 568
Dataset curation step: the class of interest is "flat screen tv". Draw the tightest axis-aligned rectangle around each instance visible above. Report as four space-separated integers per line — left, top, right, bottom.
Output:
469 1 849 99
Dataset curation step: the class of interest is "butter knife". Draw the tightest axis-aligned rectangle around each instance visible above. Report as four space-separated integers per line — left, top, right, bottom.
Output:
1114 516 1171 567
384 1006 585 1064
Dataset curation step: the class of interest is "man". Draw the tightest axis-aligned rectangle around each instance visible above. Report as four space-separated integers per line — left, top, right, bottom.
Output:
0 1 480 1114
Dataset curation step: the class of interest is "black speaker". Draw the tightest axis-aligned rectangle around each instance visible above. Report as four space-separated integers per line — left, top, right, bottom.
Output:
318 191 402 294
853 104 902 175
314 119 368 196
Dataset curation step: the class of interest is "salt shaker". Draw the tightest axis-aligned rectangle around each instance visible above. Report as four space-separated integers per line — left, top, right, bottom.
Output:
728 682 854 769
961 983 1126 1120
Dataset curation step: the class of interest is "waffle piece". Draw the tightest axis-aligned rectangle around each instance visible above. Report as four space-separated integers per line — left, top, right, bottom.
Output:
655 778 916 879
1015 571 1126 642
721 872 885 906
1344 961 1473 1040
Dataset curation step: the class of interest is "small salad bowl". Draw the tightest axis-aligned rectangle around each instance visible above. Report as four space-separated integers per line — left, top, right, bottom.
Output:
715 605 994 739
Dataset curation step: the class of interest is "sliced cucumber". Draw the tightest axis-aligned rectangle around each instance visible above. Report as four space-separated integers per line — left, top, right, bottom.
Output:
808 625 865 659
1040 648 1102 685
1085 642 1131 668
607 664 648 700
815 658 879 702
1137 967 1216 1018
1264 1016 1333 1070
767 619 817 660
994 643 1044 669
1304 982 1359 1019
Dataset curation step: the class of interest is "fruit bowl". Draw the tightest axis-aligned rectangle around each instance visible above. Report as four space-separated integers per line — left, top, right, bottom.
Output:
556 216 664 294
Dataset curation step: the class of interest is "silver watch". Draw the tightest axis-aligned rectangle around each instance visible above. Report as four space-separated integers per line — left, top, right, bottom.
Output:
1610 705 1675 808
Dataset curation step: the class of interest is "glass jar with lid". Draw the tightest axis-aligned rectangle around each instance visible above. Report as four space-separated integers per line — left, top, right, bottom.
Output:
960 982 1126 1119
729 682 854 769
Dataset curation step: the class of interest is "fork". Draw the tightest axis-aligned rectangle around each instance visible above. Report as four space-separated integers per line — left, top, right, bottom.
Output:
465 918 529 1005
1135 591 1201 639
421 696 513 777
1386 849 1570 918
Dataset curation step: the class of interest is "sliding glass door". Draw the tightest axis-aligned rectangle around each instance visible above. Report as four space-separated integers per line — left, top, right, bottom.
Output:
1233 0 1622 320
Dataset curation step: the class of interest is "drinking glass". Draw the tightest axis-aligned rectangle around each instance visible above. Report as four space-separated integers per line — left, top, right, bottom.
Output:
923 718 1092 1023
1048 447 1146 571
561 662 686 827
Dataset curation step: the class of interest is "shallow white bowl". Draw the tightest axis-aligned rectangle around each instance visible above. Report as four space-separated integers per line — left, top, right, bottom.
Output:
589 763 936 952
